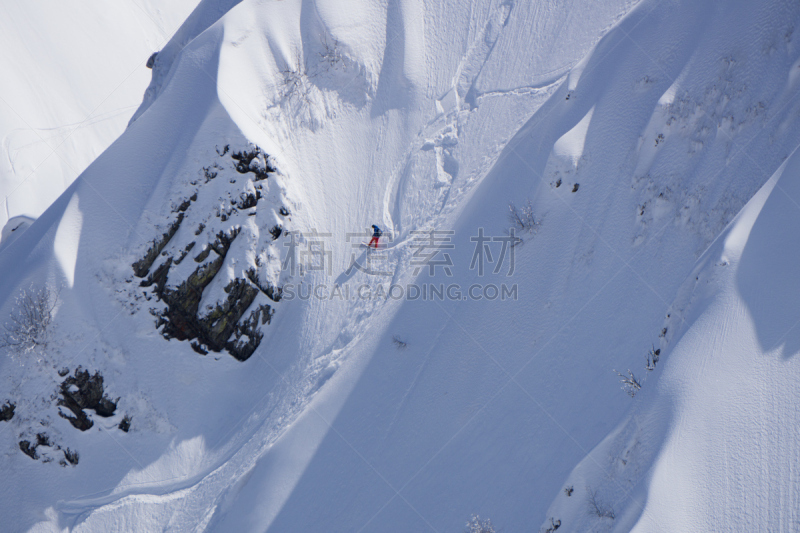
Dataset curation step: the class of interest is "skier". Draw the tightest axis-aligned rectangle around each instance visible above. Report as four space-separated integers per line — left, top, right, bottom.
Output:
368 225 382 248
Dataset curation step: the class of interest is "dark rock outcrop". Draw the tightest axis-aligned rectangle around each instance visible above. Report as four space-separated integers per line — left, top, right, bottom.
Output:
63 448 79 465
202 279 260 348
19 434 54 461
132 213 184 278
19 436 80 466
236 190 260 210
57 368 118 431
0 401 14 422
246 268 282 302
173 241 196 265
227 303 274 360
231 146 275 181
36 432 51 447
142 226 272 360
19 440 37 460
133 143 282 360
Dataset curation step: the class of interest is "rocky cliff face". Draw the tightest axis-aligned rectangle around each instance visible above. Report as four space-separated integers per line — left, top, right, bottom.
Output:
132 144 291 361
3 141 296 468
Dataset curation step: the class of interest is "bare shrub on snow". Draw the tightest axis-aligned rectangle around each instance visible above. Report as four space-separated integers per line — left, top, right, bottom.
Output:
317 36 346 72
614 368 641 397
277 48 339 130
279 50 314 109
508 199 537 233
0 285 59 355
508 199 538 246
542 517 562 532
275 37 368 127
586 486 615 520
465 514 496 533
391 335 407 349
645 344 661 371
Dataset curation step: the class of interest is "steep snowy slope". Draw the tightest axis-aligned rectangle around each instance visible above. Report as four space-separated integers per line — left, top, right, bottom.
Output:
1 0 799 532
548 146 800 532
0 0 199 230
205 2 800 531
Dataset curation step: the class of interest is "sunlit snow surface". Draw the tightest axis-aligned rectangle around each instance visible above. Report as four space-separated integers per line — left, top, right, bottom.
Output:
0 0 200 230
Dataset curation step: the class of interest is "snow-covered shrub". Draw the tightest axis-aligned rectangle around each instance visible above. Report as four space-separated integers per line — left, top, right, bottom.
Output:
280 51 314 109
392 335 407 349
0 285 58 355
508 199 539 241
586 487 615 519
645 344 661 371
317 36 345 71
543 517 562 532
465 514 495 533
614 369 641 397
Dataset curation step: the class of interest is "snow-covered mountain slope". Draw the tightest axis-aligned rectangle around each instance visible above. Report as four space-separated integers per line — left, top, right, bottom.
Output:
549 146 800 532
0 0 200 231
1 0 800 531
